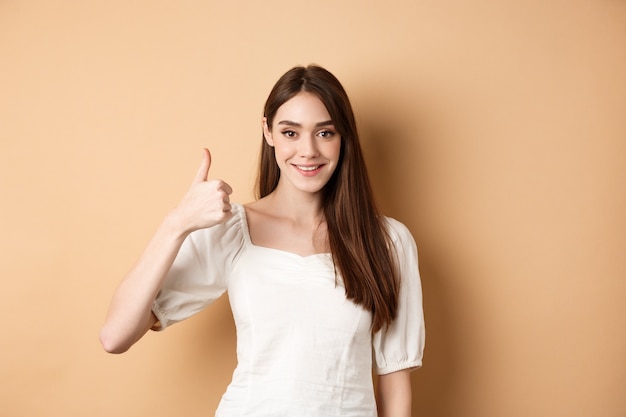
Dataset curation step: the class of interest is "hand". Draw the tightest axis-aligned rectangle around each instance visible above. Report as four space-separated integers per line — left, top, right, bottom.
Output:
173 148 233 233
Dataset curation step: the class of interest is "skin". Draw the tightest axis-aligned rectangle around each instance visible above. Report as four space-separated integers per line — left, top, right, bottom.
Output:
377 369 413 417
99 91 412 416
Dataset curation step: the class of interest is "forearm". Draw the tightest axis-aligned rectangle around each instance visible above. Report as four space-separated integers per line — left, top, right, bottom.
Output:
99 211 189 353
376 369 412 417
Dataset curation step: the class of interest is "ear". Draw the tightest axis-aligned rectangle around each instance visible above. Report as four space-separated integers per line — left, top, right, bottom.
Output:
262 117 274 147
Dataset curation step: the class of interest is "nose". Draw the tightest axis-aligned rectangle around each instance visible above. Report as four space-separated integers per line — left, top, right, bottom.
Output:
299 134 319 158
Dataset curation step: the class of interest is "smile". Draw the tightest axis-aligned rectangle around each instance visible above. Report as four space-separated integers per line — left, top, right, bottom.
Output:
292 164 325 177
296 165 321 171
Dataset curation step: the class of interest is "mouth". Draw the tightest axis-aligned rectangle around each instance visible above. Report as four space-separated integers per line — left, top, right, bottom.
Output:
295 165 321 171
292 164 325 176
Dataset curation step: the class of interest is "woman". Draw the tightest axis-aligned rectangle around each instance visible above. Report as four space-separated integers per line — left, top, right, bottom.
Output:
100 65 425 416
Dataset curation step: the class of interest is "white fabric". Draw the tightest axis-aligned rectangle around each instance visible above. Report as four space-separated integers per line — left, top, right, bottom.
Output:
152 203 425 417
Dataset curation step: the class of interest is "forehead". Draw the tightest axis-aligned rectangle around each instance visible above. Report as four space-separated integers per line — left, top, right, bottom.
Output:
273 92 332 124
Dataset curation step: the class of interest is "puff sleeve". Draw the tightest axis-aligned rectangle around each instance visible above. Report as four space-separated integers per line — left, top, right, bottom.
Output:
372 217 425 375
152 205 245 330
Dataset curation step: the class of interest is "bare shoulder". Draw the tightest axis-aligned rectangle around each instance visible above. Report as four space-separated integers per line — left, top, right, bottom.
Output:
242 198 280 246
243 198 276 222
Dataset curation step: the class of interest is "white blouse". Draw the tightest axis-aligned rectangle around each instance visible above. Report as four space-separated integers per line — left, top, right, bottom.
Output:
153 203 425 417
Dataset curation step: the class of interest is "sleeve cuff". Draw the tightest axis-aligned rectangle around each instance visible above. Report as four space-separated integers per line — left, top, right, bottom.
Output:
376 359 422 375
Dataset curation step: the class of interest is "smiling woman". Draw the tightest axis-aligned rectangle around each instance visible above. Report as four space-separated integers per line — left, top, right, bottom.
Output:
99 65 425 417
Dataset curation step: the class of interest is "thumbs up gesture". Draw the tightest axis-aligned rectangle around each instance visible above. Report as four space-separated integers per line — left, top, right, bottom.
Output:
174 148 233 233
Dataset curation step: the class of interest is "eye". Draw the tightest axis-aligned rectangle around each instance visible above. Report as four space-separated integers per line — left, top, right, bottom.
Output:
318 130 336 139
281 130 297 138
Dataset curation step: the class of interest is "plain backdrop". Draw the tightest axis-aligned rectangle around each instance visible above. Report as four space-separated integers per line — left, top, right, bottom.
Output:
1 1 625 416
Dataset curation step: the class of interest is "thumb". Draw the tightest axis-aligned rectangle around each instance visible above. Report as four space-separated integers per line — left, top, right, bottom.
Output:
193 148 211 183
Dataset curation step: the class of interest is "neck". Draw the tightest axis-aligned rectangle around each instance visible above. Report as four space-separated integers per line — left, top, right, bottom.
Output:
266 183 324 225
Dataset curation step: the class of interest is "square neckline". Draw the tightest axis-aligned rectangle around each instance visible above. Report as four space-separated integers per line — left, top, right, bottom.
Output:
237 203 332 260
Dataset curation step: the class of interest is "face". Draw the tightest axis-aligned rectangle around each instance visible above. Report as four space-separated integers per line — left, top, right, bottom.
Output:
263 92 342 196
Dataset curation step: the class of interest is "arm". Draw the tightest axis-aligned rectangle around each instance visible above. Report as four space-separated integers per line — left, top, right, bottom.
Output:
376 369 413 417
99 149 232 354
99 213 191 353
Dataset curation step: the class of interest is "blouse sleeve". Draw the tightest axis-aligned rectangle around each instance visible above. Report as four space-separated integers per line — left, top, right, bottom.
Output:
151 205 245 331
372 217 425 375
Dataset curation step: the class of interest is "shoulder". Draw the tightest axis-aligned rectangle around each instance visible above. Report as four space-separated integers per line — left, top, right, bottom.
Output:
382 216 415 247
242 197 273 220
187 203 247 248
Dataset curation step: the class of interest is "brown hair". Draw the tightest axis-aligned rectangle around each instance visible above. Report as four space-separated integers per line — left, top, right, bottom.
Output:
256 65 399 332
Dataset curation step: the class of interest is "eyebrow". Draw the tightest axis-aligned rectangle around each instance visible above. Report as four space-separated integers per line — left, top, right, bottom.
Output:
277 120 334 128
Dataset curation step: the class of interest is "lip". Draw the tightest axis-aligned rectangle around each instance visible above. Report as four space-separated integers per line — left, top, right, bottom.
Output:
292 164 325 176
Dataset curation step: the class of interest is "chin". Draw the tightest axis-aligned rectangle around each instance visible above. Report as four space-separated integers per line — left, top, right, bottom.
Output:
291 180 328 195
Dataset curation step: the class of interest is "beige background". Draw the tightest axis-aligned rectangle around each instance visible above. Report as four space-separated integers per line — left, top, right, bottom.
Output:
1 1 625 416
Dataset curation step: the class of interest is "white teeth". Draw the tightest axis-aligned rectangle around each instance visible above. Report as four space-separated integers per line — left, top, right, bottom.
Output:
297 165 319 171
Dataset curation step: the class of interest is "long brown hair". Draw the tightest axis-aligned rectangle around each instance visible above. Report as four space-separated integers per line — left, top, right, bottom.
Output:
256 65 399 332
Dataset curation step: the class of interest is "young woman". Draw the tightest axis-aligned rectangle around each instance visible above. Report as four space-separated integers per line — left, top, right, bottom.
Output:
100 65 425 417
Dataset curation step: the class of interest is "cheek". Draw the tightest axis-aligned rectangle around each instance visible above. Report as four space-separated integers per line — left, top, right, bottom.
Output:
273 142 293 162
326 140 342 161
